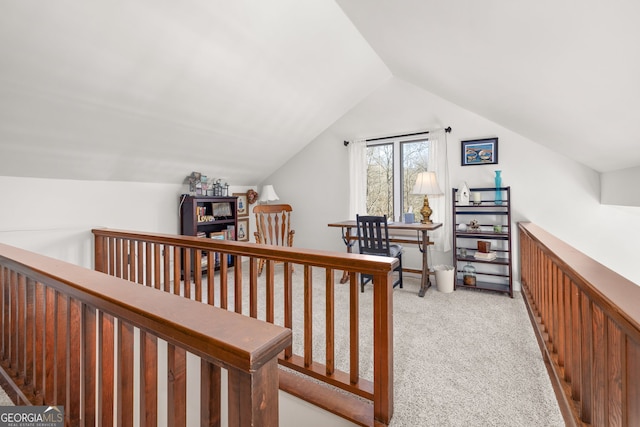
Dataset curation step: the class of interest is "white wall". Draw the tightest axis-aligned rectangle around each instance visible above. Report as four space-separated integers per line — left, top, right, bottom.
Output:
0 176 263 268
0 176 183 268
266 77 640 287
601 165 640 206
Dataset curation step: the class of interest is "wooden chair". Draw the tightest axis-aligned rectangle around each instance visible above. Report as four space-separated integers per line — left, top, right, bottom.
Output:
355 214 403 292
253 204 295 275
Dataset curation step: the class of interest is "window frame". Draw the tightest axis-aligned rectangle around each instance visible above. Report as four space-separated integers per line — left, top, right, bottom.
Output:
366 136 429 221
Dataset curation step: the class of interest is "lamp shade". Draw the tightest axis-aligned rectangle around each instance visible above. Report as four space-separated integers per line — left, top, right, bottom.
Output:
259 185 279 202
412 172 443 196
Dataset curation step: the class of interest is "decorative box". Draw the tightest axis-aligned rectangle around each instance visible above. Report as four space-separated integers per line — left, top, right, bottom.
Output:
477 241 491 253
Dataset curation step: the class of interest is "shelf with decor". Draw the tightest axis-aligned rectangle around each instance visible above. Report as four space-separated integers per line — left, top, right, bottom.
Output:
452 186 512 297
179 195 238 273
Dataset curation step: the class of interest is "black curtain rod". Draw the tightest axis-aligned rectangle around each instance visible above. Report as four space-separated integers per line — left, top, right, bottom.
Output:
343 126 451 146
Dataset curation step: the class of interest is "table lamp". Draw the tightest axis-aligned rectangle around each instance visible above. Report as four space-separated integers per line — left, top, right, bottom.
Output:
259 185 279 204
412 172 443 224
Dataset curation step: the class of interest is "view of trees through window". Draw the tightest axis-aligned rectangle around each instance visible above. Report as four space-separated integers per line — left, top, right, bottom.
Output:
366 139 429 221
366 144 394 217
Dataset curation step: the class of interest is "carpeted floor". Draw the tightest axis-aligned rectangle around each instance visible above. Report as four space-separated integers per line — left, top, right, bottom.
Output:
230 266 564 426
0 389 11 406
385 277 563 426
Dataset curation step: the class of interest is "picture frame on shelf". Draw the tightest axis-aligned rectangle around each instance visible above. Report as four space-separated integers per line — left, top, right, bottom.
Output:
233 193 248 217
236 218 250 242
461 137 498 166
212 202 232 218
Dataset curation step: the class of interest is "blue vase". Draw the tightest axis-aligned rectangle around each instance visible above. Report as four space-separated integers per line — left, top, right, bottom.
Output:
494 170 502 205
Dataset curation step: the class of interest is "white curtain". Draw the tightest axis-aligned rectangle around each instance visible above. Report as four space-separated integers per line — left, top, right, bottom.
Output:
427 129 452 252
348 139 367 218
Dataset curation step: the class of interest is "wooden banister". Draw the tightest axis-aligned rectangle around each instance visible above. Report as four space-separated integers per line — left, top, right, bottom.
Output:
0 242 291 426
519 222 640 427
94 228 395 275
92 227 397 426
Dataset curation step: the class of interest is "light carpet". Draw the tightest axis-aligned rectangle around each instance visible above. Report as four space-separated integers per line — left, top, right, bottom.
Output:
232 267 564 427
384 277 563 426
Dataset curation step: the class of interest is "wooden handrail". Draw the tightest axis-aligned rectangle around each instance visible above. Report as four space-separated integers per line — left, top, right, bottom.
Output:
93 227 395 274
519 222 640 427
92 227 397 426
0 242 291 426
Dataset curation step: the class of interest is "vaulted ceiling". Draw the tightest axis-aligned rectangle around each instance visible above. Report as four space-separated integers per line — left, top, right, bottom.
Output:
337 0 640 174
1 1 639 186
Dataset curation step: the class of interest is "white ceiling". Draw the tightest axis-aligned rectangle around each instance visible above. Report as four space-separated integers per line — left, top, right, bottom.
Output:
336 0 640 173
1 0 639 186
0 1 389 184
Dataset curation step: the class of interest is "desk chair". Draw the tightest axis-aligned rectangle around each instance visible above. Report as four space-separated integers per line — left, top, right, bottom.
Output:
253 204 295 275
355 214 403 292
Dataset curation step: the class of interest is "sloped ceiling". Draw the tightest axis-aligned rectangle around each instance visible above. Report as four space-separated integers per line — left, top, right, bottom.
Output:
1 1 639 186
0 1 390 185
336 0 640 173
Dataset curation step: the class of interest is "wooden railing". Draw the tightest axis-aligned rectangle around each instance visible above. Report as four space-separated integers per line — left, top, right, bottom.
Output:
92 228 397 427
519 222 640 427
0 242 291 426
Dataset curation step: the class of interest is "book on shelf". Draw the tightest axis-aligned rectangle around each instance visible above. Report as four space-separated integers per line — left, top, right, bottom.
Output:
474 251 497 261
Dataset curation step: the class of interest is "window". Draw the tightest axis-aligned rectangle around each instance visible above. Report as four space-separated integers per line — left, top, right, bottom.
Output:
366 137 429 221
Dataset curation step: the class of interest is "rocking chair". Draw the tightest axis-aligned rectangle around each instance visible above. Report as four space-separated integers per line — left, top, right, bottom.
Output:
253 204 295 275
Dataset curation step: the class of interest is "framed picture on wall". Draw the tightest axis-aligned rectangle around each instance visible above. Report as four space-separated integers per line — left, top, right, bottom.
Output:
236 218 250 242
461 137 498 166
233 193 249 217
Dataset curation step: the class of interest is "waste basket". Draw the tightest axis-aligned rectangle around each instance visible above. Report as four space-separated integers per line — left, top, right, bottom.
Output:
434 265 454 293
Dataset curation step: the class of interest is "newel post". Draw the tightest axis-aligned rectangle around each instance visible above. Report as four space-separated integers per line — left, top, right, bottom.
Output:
94 233 106 273
227 357 280 426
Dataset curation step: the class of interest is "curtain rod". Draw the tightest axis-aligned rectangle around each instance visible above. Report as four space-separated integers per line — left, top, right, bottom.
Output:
343 126 451 146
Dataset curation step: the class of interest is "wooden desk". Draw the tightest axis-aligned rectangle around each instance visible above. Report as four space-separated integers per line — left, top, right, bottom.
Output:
328 220 442 297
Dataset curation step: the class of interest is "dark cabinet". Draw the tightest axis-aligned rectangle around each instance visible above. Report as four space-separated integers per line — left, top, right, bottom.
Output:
179 195 238 271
